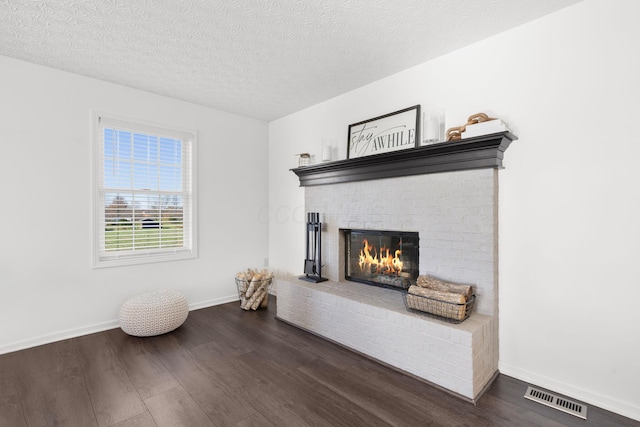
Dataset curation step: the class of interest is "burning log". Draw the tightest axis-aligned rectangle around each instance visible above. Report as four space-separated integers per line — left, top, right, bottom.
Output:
375 274 411 289
235 269 273 310
358 239 404 276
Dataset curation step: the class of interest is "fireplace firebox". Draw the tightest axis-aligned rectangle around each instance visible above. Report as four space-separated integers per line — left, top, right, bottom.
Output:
342 229 419 290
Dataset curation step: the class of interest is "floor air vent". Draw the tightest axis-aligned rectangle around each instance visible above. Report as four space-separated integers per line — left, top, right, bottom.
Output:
524 386 587 420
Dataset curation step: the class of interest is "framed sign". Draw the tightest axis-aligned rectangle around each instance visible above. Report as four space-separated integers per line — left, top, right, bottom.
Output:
347 105 420 159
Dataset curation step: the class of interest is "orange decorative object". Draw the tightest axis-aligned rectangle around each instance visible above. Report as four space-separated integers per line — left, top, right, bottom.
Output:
446 112 499 141
446 126 465 141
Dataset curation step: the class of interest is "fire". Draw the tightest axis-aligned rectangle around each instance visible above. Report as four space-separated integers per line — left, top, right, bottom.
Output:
358 238 404 276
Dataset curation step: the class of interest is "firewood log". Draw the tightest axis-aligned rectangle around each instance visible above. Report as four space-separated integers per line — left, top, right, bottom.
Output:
416 275 472 299
246 286 265 310
236 280 248 294
250 289 265 310
245 274 264 298
260 291 270 308
236 269 273 310
408 285 466 304
405 293 466 321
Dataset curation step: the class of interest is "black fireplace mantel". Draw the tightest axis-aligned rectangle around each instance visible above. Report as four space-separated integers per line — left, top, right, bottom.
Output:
291 131 517 187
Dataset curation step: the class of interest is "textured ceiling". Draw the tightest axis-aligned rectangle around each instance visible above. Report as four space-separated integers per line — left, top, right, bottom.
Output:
0 0 580 121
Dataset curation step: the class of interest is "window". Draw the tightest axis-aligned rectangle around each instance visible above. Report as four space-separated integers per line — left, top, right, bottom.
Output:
92 112 197 267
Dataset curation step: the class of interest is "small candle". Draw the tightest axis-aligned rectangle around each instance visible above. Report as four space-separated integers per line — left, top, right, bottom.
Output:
322 144 332 161
425 118 438 142
423 110 445 144
321 138 333 162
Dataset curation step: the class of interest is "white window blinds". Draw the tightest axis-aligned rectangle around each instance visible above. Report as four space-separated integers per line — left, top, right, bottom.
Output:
93 113 197 267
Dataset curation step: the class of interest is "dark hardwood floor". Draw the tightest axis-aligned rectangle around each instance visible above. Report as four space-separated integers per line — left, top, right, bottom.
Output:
0 296 637 427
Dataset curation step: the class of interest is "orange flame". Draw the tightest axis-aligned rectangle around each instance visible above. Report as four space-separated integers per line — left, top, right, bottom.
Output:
358 238 403 276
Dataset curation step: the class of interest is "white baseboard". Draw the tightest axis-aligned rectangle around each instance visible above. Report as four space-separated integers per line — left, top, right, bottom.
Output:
499 361 640 422
0 294 240 356
0 320 120 355
188 294 239 311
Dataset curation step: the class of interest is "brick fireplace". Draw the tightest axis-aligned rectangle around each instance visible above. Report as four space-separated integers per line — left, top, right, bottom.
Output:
277 133 514 402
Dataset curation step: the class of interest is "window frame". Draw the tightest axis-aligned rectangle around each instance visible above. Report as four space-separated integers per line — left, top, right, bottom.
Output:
91 111 198 268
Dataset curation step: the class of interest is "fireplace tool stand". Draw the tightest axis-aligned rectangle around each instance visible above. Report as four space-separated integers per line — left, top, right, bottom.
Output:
299 212 328 283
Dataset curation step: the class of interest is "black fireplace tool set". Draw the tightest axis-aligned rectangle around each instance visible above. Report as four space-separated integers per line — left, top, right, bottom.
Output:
299 212 328 283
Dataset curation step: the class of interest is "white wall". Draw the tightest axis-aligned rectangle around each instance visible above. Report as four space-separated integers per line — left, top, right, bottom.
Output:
0 56 269 353
268 0 640 421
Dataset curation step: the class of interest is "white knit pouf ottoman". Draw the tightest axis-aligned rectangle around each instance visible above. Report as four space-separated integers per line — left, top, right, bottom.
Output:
119 289 189 337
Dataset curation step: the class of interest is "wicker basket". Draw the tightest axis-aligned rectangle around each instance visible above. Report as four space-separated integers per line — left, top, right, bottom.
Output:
235 276 272 310
403 292 475 323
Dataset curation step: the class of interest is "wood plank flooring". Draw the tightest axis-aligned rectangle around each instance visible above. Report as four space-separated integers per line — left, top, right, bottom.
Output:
0 296 637 427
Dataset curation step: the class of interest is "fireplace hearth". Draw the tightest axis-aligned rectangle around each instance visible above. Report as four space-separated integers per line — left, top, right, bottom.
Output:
342 229 419 290
282 133 516 400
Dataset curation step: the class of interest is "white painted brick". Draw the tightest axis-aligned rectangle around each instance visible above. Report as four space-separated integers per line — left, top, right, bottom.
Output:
459 333 473 348
293 169 499 399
